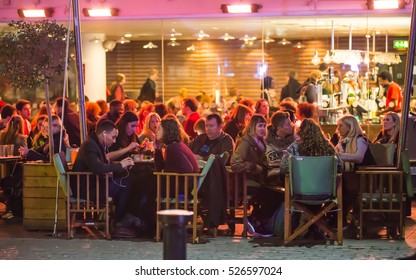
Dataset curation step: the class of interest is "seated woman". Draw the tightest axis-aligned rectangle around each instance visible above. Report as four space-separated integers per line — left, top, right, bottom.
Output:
254 98 270 122
334 114 374 224
107 111 141 161
280 118 343 174
223 104 252 142
19 115 69 162
31 115 47 151
138 112 161 144
231 114 267 184
0 115 27 155
154 118 199 173
373 112 400 144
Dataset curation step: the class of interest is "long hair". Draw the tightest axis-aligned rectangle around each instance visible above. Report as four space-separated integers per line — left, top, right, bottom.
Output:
140 112 161 140
160 119 182 145
298 119 335 156
115 111 139 148
0 115 24 144
230 104 252 126
162 114 190 144
243 114 266 138
338 114 363 154
381 112 400 143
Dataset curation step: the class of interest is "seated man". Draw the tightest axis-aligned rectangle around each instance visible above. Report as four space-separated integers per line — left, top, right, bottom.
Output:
189 113 234 165
71 120 137 236
265 111 295 185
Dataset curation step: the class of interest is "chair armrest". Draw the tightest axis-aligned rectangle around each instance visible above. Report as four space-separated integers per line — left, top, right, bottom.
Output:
153 171 202 177
66 171 112 176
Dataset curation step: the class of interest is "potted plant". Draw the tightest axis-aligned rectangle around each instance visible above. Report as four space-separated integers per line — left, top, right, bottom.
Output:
0 20 72 160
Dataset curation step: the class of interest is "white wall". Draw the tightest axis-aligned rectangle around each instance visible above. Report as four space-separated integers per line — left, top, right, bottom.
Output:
81 33 106 102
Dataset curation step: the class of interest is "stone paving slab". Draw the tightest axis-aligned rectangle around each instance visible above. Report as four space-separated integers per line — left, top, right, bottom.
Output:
0 236 415 260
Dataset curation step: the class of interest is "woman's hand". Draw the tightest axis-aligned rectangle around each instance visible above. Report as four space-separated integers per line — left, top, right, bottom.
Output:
127 142 140 151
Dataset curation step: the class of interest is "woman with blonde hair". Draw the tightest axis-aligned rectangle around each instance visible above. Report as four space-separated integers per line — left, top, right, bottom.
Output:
335 114 374 224
374 112 400 144
138 112 161 143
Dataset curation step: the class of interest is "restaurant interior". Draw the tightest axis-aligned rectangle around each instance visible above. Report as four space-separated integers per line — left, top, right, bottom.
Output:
0 0 415 245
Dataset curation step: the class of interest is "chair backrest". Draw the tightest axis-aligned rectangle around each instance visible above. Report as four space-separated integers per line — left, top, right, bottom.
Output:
289 155 337 201
53 152 70 197
368 143 396 166
219 151 230 166
197 154 216 190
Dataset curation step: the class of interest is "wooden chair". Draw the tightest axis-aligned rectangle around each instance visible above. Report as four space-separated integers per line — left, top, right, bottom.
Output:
154 154 216 243
53 152 112 240
225 168 248 237
284 155 343 245
355 150 412 240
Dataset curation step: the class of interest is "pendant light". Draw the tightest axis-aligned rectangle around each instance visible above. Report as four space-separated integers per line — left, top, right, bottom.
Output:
311 20 321 65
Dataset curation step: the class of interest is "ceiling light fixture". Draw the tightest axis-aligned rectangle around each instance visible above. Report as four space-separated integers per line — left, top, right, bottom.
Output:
367 0 405 9
219 33 235 41
169 28 182 37
187 45 196 51
167 41 180 47
143 42 158 49
263 36 275 43
117 37 130 44
102 40 116 52
82 8 119 17
17 8 54 18
277 38 291 45
124 33 133 38
294 42 303 49
195 30 210 40
221 4 262 13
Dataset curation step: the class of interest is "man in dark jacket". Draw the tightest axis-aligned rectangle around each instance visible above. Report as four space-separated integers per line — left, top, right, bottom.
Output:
138 68 158 103
280 70 301 102
189 113 234 165
71 121 135 228
54 97 81 147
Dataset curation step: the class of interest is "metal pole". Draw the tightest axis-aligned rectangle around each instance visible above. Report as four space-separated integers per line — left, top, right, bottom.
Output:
72 0 87 144
398 0 416 167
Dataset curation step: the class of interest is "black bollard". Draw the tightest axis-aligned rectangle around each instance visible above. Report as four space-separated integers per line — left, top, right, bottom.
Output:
157 209 193 260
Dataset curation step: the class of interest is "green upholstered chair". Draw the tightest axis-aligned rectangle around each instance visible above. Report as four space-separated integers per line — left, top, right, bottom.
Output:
284 155 343 245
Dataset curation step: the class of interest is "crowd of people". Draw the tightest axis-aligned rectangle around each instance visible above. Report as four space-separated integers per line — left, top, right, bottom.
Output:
0 65 403 239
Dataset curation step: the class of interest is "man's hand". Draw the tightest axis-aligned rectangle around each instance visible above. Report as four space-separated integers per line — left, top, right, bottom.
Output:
120 157 134 169
194 154 204 160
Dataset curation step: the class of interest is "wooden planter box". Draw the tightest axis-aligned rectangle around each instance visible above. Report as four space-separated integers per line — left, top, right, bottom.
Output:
23 163 66 230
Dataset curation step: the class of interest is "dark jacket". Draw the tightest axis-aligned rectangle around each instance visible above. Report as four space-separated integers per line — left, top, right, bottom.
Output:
71 133 126 198
25 130 70 162
231 133 267 183
296 78 317 104
63 108 81 147
223 119 242 142
138 78 156 103
189 132 234 164
280 77 301 102
199 156 227 227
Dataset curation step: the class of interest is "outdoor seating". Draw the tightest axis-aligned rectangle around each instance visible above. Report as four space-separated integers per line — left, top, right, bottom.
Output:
284 155 343 245
53 152 112 240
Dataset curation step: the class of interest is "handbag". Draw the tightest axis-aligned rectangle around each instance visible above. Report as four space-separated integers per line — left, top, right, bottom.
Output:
368 143 397 166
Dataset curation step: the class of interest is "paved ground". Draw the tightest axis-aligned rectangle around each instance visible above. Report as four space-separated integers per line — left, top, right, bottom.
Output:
1 209 416 260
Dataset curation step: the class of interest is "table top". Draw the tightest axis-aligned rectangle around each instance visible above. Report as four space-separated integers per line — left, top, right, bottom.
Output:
0 156 21 162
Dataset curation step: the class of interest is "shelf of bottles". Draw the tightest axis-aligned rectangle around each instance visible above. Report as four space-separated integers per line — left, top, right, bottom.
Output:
317 68 383 125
